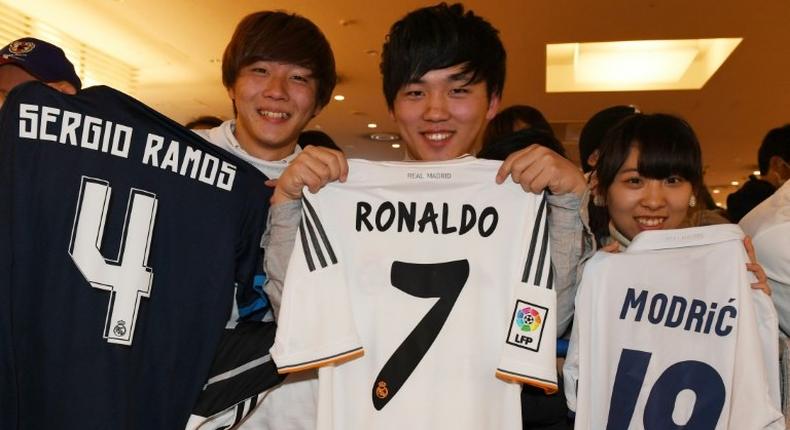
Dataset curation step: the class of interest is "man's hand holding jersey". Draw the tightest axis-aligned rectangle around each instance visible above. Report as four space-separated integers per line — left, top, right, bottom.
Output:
495 145 586 198
271 145 349 205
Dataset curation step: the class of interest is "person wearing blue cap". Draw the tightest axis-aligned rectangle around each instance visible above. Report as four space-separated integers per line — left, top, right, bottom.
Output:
0 37 82 107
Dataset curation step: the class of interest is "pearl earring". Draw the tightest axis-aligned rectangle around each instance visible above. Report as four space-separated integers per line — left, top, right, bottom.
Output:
593 194 605 207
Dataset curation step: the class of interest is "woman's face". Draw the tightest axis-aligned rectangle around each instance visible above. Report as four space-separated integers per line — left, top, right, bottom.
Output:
605 147 694 241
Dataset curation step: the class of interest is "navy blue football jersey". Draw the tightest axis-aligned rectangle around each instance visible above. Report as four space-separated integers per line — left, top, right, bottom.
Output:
0 82 272 429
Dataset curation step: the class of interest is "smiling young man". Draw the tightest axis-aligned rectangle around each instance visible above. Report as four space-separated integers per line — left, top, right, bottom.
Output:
267 3 592 428
188 10 336 430
273 2 589 335
197 11 335 175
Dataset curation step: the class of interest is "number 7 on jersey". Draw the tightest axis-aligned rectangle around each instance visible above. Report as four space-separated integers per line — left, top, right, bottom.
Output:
372 260 469 410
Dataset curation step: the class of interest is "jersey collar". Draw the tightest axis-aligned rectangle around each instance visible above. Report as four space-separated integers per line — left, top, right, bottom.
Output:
626 224 745 253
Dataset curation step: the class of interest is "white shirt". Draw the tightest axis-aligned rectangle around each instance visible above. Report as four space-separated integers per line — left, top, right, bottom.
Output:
740 180 790 336
564 224 783 429
194 119 300 180
272 158 558 430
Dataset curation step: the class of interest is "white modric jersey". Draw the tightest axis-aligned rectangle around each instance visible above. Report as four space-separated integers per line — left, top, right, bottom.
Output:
564 224 784 430
271 157 558 430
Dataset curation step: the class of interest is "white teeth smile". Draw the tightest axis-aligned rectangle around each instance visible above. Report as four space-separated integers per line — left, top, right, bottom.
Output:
636 217 665 227
260 110 290 119
424 132 452 141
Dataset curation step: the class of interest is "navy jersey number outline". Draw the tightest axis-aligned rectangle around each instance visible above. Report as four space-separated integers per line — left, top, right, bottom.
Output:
69 176 158 346
372 260 469 410
607 348 725 429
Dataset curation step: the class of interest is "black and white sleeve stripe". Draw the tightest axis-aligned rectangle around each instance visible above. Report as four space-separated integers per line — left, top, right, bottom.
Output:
187 322 285 430
299 196 338 272
521 192 553 289
186 392 266 430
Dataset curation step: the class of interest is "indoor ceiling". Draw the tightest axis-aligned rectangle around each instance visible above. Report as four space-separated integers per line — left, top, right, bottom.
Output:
4 0 790 206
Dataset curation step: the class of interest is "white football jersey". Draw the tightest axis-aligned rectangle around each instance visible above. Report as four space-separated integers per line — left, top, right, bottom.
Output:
271 157 557 430
564 224 784 430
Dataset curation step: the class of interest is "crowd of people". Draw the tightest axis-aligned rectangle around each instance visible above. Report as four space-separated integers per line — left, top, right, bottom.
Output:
1 2 788 429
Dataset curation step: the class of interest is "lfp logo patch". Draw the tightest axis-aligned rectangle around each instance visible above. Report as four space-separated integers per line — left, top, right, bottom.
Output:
507 300 548 352
516 307 542 332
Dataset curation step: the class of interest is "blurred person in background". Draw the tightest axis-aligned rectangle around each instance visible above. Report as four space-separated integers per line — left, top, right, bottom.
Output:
298 129 342 152
185 115 224 130
728 124 790 222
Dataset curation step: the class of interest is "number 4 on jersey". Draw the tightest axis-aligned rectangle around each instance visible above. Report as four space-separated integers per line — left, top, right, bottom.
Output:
68 176 158 346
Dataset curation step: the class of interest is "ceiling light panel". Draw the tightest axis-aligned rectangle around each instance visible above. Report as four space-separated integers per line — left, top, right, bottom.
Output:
1 3 136 93
546 38 742 92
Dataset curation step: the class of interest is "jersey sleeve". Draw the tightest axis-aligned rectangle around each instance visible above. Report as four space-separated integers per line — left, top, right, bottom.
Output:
752 220 790 285
562 314 580 414
729 262 784 429
270 191 363 373
187 321 284 430
562 252 600 420
496 193 558 393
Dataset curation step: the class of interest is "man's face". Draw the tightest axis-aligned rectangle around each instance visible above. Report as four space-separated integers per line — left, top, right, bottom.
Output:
228 60 321 161
0 64 37 108
391 64 500 161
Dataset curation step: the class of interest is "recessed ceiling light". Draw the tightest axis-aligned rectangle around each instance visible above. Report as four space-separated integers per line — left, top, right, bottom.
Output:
314 124 322 130
334 95 345 101
752 170 761 176
712 189 720 194
730 181 740 186
392 143 401 149
367 123 377 129
369 132 401 141
546 38 742 92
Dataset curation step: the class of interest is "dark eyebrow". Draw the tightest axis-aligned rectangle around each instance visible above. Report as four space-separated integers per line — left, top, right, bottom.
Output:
449 71 473 82
404 70 474 85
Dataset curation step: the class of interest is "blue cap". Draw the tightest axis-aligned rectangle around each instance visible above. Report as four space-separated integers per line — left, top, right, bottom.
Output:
0 37 82 90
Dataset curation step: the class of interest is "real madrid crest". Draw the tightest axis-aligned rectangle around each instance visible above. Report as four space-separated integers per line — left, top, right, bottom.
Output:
113 320 127 337
375 380 389 399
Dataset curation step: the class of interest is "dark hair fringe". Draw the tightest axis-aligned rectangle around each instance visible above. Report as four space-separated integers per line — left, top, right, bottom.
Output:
482 105 554 149
595 113 703 197
380 3 506 109
477 128 566 161
578 105 638 173
222 11 337 108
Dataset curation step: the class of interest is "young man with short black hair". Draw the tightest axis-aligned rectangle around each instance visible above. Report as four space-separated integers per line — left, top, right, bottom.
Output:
268 3 592 428
274 2 589 337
